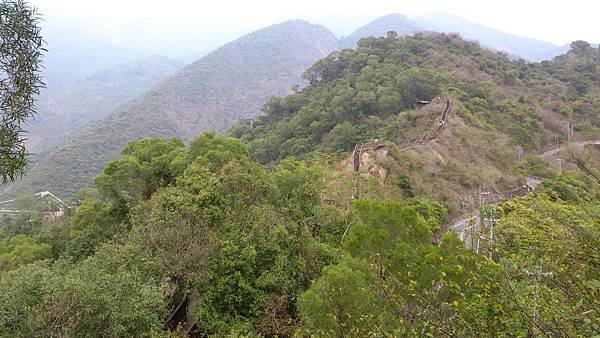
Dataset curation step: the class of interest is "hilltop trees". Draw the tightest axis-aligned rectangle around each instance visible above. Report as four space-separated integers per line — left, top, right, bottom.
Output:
0 0 45 183
0 130 598 336
297 200 503 336
0 133 341 336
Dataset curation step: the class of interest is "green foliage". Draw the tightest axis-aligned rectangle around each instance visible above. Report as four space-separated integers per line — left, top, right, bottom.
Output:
492 173 600 336
407 197 448 233
54 198 123 261
0 243 167 337
95 138 186 204
345 200 432 257
229 33 600 219
298 173 600 337
0 234 51 271
298 256 395 337
1 30 599 337
388 171 414 196
519 155 557 178
299 198 508 336
0 0 45 184
0 133 343 337
240 35 449 163
395 68 441 109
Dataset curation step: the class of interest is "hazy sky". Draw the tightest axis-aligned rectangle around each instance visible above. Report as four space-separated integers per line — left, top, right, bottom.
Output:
32 0 599 57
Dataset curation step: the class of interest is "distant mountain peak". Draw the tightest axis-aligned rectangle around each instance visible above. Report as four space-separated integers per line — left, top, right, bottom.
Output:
6 20 339 197
376 13 413 20
413 12 557 61
340 14 421 48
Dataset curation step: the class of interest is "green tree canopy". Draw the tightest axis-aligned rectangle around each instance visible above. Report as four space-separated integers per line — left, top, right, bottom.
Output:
0 0 44 183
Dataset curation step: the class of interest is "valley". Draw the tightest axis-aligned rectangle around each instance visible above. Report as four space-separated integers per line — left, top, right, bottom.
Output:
0 3 598 336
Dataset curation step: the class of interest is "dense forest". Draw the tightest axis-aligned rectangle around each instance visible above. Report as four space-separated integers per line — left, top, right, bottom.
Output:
1 133 598 336
1 33 599 336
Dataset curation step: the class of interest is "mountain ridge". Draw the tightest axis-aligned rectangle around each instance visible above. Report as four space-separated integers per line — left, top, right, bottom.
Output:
339 13 421 48
412 12 558 61
5 14 598 199
27 55 185 154
1 19 339 198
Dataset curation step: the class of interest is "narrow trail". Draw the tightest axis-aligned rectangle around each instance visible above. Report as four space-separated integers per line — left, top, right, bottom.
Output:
348 96 599 249
417 96 452 145
400 96 452 151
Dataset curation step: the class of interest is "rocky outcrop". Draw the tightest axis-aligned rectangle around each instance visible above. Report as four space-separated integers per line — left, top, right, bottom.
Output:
347 140 389 181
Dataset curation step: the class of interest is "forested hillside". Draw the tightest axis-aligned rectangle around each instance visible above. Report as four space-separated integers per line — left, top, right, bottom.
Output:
4 14 583 199
233 33 600 213
2 20 338 198
42 25 142 92
0 131 598 336
0 31 599 336
27 55 184 153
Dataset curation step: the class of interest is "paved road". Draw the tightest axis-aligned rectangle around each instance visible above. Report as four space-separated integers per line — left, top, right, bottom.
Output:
541 140 600 157
450 213 479 248
450 140 599 246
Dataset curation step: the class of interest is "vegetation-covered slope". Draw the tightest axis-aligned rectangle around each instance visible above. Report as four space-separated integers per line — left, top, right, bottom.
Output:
233 33 600 213
2 20 338 198
0 32 599 337
1 131 598 336
9 15 585 200
27 55 184 153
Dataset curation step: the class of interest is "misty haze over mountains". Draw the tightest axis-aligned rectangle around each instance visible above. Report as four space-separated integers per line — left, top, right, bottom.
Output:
6 12 598 197
38 11 592 98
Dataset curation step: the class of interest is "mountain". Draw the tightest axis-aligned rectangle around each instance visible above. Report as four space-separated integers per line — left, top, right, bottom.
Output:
27 56 185 154
2 20 338 198
176 49 213 64
339 14 421 48
1 31 599 338
42 32 143 93
413 12 557 61
541 42 599 60
234 33 600 212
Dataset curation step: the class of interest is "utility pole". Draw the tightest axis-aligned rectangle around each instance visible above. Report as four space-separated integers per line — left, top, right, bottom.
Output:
517 147 524 161
479 188 490 232
567 122 575 142
470 220 475 252
526 258 553 336
556 158 564 172
472 187 490 255
483 217 499 260
554 136 559 150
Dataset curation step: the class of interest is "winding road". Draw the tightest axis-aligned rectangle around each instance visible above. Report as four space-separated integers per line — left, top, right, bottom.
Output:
449 140 600 246
541 140 600 157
